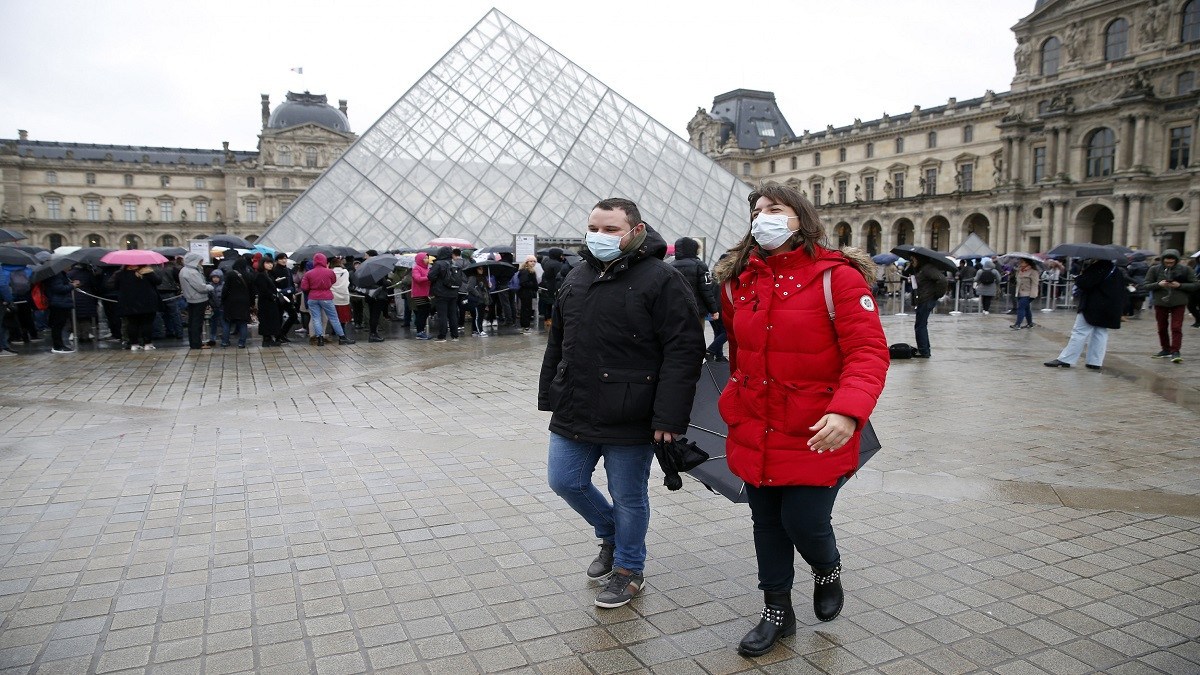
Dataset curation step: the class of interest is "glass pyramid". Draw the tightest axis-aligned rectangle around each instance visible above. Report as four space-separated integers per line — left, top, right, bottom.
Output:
258 8 748 263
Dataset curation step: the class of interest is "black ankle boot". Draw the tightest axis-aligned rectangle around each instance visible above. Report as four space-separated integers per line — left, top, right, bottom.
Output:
737 591 795 657
812 564 843 622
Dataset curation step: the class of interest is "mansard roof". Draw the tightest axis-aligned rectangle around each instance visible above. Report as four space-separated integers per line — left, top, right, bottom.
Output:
0 139 257 165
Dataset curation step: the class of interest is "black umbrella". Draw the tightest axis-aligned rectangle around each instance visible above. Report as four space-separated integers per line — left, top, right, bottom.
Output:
478 245 514 254
654 438 710 491
153 246 188 257
0 247 39 266
332 246 365 259
1045 243 1128 265
208 234 254 249
891 245 957 274
0 228 27 243
462 260 516 274
684 359 882 503
351 254 399 287
30 257 76 284
393 247 420 254
291 244 339 261
64 247 114 266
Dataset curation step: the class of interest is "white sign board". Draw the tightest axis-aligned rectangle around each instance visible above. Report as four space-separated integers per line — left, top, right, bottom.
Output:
513 233 536 262
189 239 212 265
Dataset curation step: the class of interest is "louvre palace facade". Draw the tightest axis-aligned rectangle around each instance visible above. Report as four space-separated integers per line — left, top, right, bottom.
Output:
0 92 356 251
689 0 1200 256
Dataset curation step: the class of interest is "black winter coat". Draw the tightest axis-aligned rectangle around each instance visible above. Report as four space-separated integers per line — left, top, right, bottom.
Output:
428 257 461 299
537 227 705 444
1076 261 1128 330
110 268 161 316
221 267 253 323
669 256 719 315
45 272 75 310
540 257 564 295
253 271 282 336
517 268 539 302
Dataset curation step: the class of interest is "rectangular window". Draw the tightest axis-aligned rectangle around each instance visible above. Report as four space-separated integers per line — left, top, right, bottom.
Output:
246 176 256 188
893 172 905 199
963 125 974 143
960 164 973 192
790 156 797 170
124 174 133 187
838 148 847 162
866 142 874 158
195 177 206 189
195 202 208 222
86 199 100 220
160 175 170 187
837 179 847 204
1179 72 1195 95
925 168 937 195
46 171 57 184
864 176 875 201
159 201 173 222
1033 146 1047 181
895 137 904 153
86 172 96 185
812 183 822 206
1170 126 1192 169
123 199 137 221
245 202 258 222
47 197 61 219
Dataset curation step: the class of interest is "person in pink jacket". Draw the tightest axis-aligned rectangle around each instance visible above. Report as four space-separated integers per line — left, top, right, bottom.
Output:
299 253 355 346
411 252 433 340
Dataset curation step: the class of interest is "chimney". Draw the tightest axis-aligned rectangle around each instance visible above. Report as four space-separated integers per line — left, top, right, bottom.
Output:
338 99 348 118
261 94 270 127
18 129 27 141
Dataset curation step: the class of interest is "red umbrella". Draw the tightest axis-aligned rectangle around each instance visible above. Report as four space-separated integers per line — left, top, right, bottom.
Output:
100 249 169 266
427 237 475 249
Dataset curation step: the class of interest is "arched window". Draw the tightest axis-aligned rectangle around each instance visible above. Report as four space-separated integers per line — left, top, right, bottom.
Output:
1184 0 1200 43
1105 18 1128 60
305 147 318 167
278 146 292 166
160 235 177 247
1041 37 1061 76
1085 128 1116 178
123 234 143 250
927 131 938 149
85 233 104 247
48 233 65 250
741 162 750 175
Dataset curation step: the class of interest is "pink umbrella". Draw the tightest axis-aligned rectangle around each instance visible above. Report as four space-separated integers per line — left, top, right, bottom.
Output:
100 249 169 266
427 237 475 249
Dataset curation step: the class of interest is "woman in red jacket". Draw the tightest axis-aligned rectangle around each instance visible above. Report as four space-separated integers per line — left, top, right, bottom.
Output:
714 182 888 657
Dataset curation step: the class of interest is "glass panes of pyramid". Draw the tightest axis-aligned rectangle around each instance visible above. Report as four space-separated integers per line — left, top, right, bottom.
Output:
259 8 748 263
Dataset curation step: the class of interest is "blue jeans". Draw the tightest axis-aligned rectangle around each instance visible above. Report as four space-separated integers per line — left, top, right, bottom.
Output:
547 433 655 574
1057 313 1109 367
707 317 726 356
222 321 249 347
914 299 937 356
209 308 225 343
306 299 344 338
1016 296 1033 326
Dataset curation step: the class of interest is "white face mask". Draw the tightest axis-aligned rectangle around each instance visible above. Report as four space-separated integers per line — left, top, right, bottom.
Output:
751 213 798 250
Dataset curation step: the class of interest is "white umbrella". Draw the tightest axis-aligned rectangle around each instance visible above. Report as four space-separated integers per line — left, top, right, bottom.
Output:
52 245 82 258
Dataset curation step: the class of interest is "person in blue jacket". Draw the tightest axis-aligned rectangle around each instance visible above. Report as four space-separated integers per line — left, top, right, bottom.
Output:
44 270 79 354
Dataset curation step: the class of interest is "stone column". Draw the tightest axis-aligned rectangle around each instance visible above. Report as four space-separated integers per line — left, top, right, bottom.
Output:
1188 190 1200 254
1132 115 1147 169
1009 204 1022 252
1114 195 1129 246
1047 128 1059 177
1120 116 1135 171
1012 139 1024 185
1043 201 1055 249
1057 128 1071 180
1004 138 1014 183
1055 200 1070 246
995 206 1008 253
1128 195 1145 248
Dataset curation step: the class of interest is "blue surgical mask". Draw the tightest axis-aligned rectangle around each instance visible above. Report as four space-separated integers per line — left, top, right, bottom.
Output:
586 231 624 262
751 213 798 250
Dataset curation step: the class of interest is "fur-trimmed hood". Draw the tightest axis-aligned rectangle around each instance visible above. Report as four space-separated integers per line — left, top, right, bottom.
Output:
714 244 875 285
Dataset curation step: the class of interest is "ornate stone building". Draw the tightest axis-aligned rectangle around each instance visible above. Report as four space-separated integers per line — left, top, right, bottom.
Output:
689 0 1200 255
0 91 356 250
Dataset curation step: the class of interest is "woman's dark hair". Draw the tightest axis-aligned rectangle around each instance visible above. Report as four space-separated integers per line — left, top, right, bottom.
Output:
716 181 827 283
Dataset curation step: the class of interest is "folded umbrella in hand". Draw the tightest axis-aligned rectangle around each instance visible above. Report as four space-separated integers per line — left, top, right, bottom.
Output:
654 436 710 491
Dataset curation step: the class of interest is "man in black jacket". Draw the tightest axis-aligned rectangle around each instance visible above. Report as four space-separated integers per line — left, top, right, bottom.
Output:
539 198 704 610
427 246 461 342
539 248 566 327
669 236 720 333
1044 259 1128 370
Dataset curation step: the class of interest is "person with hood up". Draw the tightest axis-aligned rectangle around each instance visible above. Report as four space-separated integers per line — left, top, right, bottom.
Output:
973 257 1001 314
669 237 720 331
1043 258 1128 370
714 182 888 656
254 257 284 347
179 252 214 350
299 252 354 346
109 263 161 351
221 257 254 348
539 197 704 611
1140 249 1198 362
427 246 462 342
539 248 566 327
411 252 433 339
207 268 225 347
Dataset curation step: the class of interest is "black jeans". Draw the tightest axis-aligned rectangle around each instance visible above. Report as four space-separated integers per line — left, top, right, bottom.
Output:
126 313 154 346
746 480 844 592
48 307 71 350
914 299 936 356
433 296 459 338
367 297 388 334
187 301 207 348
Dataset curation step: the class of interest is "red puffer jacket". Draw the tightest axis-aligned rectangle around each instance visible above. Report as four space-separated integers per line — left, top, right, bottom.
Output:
718 245 889 487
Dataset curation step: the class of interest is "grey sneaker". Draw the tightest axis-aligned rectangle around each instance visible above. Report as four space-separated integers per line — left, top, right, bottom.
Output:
586 541 615 579
1152 350 1171 358
594 568 644 608
1171 352 1183 363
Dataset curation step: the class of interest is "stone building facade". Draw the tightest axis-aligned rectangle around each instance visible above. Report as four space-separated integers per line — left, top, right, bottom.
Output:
688 0 1200 255
0 91 356 250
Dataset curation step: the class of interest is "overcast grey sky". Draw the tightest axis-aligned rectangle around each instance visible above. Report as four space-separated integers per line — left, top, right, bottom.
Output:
0 0 1032 151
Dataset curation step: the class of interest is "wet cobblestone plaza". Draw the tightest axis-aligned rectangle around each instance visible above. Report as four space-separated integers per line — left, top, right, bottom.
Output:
0 307 1197 674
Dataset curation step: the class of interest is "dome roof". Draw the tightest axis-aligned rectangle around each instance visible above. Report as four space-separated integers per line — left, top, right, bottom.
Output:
267 91 350 133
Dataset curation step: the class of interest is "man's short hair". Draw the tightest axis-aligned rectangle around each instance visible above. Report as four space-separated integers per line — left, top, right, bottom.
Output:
365 249 378 257
451 248 461 256
593 198 642 228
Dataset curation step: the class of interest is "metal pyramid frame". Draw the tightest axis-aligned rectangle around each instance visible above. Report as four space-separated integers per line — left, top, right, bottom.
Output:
258 8 748 262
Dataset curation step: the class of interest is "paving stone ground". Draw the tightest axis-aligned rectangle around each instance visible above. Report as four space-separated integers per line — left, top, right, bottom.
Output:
0 304 1197 674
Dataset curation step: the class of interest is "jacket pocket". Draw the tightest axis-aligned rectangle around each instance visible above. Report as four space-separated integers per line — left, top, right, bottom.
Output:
595 367 658 425
777 383 834 436
547 362 570 411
